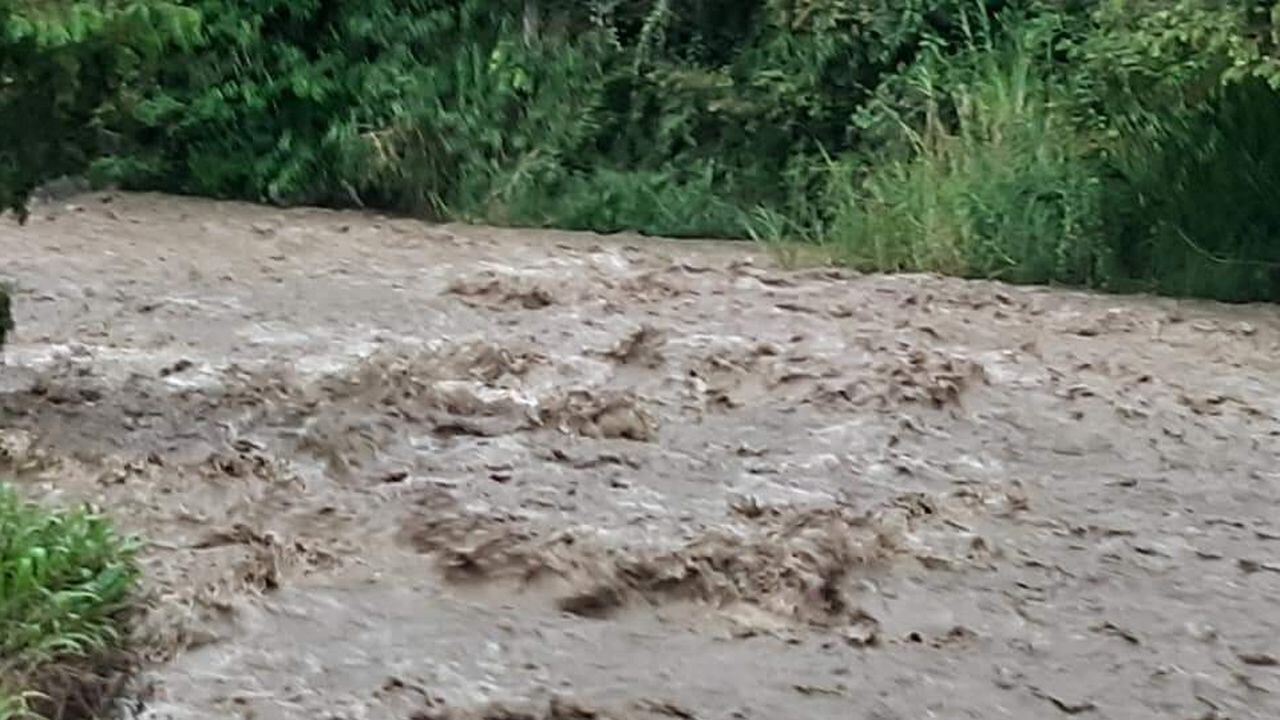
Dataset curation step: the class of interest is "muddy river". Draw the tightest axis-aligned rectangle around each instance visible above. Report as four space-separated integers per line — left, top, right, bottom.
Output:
2 193 1279 719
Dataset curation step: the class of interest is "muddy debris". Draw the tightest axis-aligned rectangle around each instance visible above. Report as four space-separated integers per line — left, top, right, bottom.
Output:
400 500 965 627
1238 652 1279 667
540 390 658 442
599 325 667 368
556 583 628 619
446 271 559 310
413 697 614 720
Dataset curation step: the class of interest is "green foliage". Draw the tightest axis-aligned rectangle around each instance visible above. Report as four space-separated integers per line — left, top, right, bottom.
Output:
494 163 751 238
0 0 198 219
824 57 1105 281
788 0 1280 298
1069 0 1280 299
0 485 140 719
101 1 607 219
1098 77 1280 301
8 0 1275 301
99 0 1024 233
817 21 1107 285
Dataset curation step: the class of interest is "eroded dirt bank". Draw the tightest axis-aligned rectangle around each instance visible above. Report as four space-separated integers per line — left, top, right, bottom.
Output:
2 193 1279 720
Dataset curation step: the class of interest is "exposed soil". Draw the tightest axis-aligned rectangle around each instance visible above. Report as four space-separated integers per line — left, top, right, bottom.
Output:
3 192 1280 720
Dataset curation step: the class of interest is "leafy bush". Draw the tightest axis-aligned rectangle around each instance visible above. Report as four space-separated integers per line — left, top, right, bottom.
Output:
0 485 140 719
10 0 1278 301
97 1 609 219
1071 0 1280 300
97 0 1023 234
785 0 1280 298
0 0 198 219
1098 77 1280 301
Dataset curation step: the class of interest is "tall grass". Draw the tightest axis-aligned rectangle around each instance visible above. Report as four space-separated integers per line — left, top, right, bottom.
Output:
815 26 1108 286
1101 78 1280 301
493 163 751 238
0 485 140 720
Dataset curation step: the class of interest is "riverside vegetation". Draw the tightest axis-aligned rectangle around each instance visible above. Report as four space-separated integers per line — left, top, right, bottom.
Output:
3 1 1278 301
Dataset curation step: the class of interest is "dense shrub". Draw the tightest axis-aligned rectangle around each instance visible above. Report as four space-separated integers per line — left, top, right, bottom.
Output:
6 0 1279 301
797 1 1280 294
1072 0 1280 301
0 485 140 719
99 2 602 218
97 0 1019 230
0 0 197 219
